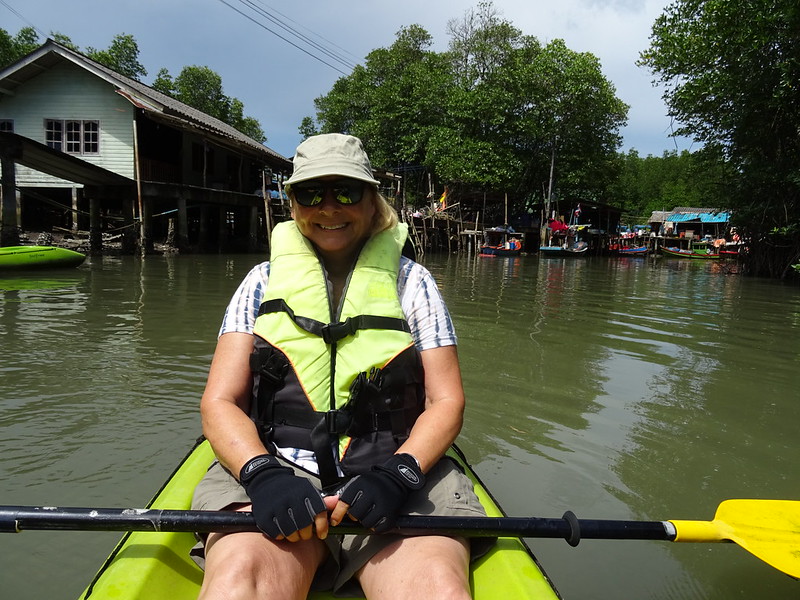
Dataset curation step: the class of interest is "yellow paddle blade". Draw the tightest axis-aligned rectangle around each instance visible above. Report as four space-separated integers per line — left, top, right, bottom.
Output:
670 499 800 578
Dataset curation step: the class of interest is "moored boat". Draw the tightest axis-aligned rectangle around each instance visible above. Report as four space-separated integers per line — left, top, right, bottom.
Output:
617 245 649 256
660 246 720 259
480 245 522 257
0 245 86 270
480 226 524 257
77 439 561 600
539 241 589 257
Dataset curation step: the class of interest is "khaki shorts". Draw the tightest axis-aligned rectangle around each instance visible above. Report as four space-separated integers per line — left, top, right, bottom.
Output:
191 454 493 596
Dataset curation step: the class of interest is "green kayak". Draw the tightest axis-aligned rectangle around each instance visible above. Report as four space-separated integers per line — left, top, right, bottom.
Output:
0 245 86 270
78 440 561 599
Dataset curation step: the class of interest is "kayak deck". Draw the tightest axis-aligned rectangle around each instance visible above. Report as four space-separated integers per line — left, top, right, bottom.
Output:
78 440 560 599
0 245 86 270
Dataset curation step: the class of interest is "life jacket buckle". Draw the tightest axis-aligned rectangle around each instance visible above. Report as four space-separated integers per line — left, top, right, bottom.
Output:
250 347 289 384
321 318 355 344
325 409 353 435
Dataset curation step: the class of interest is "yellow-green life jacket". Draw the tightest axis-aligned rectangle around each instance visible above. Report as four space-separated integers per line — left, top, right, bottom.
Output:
250 221 425 487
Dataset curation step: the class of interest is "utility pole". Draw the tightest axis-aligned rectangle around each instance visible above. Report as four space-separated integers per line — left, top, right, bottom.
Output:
540 139 556 247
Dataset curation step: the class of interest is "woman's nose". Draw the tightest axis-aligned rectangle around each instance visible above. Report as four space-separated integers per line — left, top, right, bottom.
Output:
317 186 340 209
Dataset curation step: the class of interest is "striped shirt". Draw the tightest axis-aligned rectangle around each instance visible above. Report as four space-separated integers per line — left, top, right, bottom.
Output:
219 256 457 350
218 256 457 474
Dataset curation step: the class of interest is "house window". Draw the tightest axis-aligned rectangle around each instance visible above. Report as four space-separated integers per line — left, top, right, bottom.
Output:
0 120 13 132
45 119 100 154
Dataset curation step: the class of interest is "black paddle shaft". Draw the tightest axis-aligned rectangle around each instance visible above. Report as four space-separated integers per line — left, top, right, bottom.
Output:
0 506 674 545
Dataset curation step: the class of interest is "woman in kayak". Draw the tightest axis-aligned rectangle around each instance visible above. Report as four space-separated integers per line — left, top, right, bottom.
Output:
192 133 489 599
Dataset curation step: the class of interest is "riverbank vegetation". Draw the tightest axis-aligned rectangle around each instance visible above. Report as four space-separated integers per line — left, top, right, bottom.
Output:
639 0 800 279
2 0 798 279
303 3 628 218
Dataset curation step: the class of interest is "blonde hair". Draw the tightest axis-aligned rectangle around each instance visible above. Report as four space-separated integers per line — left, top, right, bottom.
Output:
371 187 399 233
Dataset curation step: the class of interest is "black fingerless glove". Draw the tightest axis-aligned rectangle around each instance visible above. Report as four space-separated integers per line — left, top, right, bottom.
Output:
339 453 425 533
239 454 326 538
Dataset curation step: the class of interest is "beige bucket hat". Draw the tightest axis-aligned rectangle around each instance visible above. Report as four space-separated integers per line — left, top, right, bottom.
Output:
284 133 380 188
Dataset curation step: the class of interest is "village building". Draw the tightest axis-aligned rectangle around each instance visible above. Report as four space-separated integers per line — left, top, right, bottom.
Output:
0 39 292 253
647 207 731 246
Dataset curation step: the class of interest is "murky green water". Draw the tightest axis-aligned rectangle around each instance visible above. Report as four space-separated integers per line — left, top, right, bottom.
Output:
1 252 798 599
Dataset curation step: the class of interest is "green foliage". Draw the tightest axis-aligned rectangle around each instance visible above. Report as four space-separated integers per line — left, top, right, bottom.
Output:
609 147 728 221
640 0 800 278
50 33 78 51
0 26 43 67
174 66 229 120
86 33 147 80
228 98 266 143
309 2 628 217
154 65 266 143
298 116 318 140
151 67 175 95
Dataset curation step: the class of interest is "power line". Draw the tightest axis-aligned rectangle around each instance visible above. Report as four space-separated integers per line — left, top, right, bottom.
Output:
0 0 47 39
239 0 357 70
3 0 360 77
243 0 360 69
215 0 355 76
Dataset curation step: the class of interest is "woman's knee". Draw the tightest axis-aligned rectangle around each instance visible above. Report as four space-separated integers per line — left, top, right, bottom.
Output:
200 533 324 600
358 536 471 599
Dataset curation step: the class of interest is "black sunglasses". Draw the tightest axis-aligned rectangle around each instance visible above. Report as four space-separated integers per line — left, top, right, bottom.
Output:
292 178 367 207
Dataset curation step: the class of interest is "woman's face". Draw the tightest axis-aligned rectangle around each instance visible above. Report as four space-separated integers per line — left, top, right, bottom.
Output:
291 176 376 265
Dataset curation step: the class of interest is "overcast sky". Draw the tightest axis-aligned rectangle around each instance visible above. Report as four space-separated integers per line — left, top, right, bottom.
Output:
3 0 696 160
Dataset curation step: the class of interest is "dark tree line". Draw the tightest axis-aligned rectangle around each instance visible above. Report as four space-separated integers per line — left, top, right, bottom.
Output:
640 0 800 279
5 0 798 278
303 2 629 222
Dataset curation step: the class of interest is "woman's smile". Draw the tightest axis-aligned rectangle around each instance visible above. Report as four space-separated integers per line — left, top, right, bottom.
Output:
293 181 376 267
318 223 348 230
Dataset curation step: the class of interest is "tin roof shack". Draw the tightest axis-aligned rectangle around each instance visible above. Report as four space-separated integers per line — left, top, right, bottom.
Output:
647 211 671 235
0 39 291 253
664 207 730 246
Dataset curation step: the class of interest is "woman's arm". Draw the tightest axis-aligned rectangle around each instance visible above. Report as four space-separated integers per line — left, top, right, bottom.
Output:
200 331 267 475
201 331 329 541
395 344 465 473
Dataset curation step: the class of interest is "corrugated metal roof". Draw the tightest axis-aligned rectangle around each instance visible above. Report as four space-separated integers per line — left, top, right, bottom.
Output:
667 211 729 223
648 211 671 222
670 206 720 213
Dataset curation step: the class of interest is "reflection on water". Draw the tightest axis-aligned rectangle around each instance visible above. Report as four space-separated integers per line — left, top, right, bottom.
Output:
431 253 800 600
1 253 798 599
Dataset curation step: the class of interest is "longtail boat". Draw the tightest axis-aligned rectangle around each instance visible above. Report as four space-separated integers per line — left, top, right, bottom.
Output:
539 241 589 257
617 245 649 256
660 246 720 259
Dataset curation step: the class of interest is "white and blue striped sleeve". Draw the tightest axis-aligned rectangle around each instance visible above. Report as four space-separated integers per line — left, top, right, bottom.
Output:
218 262 270 337
398 257 458 351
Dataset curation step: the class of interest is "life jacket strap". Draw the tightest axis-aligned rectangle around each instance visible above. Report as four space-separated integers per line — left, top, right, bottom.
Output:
249 346 290 444
258 298 411 343
268 404 420 438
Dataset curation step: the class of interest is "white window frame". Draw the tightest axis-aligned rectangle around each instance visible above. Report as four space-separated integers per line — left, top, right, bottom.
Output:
45 119 100 154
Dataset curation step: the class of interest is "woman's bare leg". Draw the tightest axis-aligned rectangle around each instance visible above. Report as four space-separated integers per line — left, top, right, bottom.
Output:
357 535 471 600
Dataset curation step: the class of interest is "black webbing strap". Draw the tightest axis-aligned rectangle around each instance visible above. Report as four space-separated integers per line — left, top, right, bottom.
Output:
258 299 327 337
258 298 411 344
310 417 341 489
